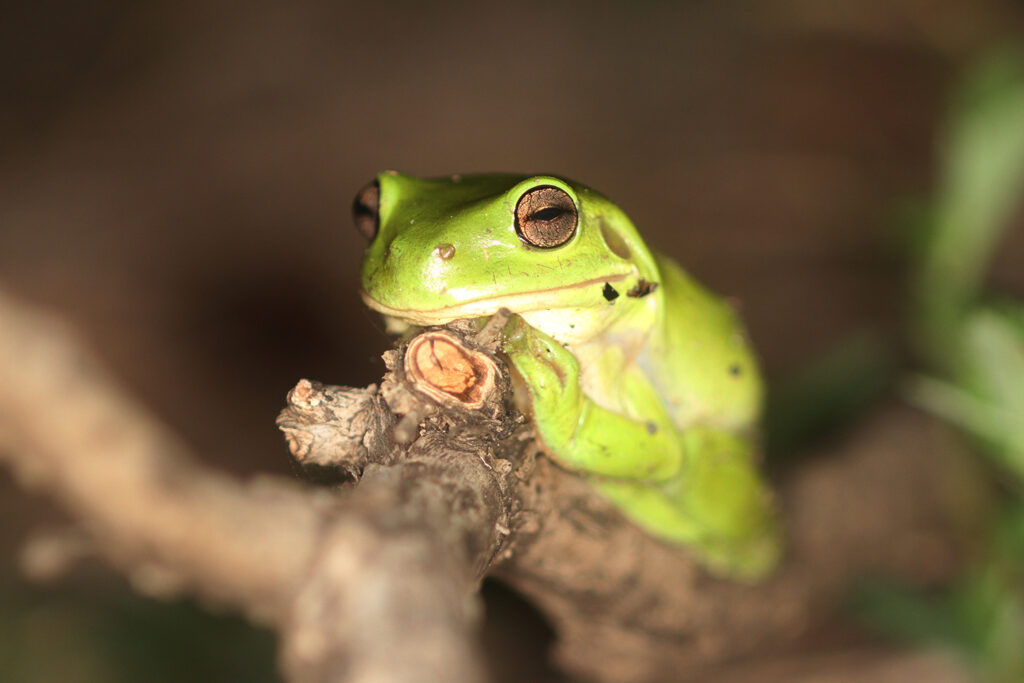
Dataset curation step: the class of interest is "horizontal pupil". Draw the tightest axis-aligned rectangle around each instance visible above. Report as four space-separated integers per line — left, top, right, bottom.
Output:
530 207 567 222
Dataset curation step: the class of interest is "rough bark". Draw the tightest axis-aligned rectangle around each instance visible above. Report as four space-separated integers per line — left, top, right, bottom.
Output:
0 288 963 682
497 407 958 681
0 291 507 683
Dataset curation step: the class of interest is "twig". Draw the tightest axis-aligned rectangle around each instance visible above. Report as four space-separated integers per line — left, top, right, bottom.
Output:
0 290 507 683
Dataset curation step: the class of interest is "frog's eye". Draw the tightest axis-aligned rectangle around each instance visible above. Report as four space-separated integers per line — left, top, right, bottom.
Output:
352 180 380 241
515 186 578 248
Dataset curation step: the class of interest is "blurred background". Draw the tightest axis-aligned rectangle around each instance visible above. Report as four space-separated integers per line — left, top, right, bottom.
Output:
2 1 1024 681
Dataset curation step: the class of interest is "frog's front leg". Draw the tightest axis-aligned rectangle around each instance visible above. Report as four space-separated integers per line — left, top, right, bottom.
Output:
501 316 781 580
501 315 683 481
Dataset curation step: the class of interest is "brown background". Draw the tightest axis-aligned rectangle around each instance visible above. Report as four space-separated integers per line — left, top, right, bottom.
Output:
2 1 1024 680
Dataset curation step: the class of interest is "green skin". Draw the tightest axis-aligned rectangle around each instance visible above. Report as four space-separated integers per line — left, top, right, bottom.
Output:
360 171 781 579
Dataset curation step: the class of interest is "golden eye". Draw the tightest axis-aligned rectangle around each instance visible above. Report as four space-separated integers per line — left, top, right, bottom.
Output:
352 180 380 241
514 186 578 248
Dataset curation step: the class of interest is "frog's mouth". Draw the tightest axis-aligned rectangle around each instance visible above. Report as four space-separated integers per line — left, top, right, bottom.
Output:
360 270 637 326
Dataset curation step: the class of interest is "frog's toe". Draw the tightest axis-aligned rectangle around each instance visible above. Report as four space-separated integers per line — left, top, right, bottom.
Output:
505 347 565 393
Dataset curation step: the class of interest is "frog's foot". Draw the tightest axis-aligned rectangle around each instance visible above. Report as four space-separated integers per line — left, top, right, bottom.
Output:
500 313 686 481
500 314 581 411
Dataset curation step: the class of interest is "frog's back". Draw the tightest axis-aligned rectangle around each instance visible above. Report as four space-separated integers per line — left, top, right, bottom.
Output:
639 253 763 434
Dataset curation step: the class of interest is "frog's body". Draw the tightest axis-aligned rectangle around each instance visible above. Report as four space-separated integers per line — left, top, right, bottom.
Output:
357 171 781 578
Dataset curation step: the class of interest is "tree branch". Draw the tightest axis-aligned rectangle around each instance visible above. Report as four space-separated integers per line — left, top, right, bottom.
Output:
0 290 509 683
497 405 958 681
0 288 962 682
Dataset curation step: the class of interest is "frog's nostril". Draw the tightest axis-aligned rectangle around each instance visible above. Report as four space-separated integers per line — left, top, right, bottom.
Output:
434 243 456 260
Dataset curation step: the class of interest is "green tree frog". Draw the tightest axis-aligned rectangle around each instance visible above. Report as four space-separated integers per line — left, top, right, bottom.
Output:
354 171 781 579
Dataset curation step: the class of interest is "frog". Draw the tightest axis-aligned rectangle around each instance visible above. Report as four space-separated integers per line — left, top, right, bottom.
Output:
353 171 781 579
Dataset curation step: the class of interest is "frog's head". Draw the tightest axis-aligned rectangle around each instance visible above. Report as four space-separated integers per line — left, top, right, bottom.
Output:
354 171 660 343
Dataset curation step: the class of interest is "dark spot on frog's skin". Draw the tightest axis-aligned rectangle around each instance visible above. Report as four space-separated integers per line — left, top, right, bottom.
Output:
434 243 456 260
602 283 619 302
645 421 658 435
729 364 742 377
627 279 658 298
